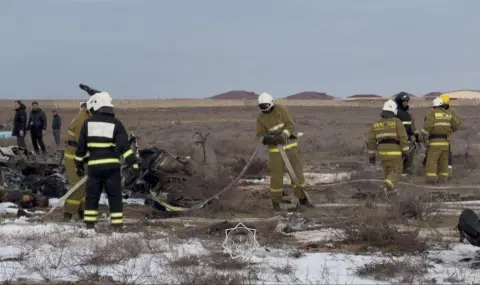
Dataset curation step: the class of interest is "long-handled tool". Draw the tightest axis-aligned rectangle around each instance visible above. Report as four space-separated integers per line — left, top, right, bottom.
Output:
275 132 313 207
29 175 88 221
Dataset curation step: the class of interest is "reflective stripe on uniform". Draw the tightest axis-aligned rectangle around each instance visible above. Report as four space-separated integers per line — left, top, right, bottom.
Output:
87 158 120 166
429 142 449 146
64 153 74 160
66 199 81 205
378 151 402 156
291 183 306 189
268 123 284 132
67 130 75 137
111 219 123 224
84 216 98 222
421 129 429 134
426 173 437 177
376 133 397 139
282 129 291 137
367 150 376 154
84 209 98 222
122 149 133 158
439 173 449 176
402 147 409 152
269 142 298 153
270 188 283 192
402 121 412 125
111 212 123 218
74 155 84 161
433 122 451 127
133 164 139 169
385 179 394 187
87 142 116 148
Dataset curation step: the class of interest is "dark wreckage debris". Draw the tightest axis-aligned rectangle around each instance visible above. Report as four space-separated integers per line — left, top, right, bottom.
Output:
0 146 67 210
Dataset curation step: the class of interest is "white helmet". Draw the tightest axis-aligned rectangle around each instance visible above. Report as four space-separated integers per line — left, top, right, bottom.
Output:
86 91 113 112
432 97 443 107
257 92 274 112
382 99 398 115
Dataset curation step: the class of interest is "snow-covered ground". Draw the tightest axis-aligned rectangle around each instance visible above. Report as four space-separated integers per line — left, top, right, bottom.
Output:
0 219 479 284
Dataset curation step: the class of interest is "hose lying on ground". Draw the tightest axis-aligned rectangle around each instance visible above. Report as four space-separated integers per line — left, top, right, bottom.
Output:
306 179 480 190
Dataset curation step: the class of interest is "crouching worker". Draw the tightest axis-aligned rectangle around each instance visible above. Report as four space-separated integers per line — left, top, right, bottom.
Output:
366 100 409 197
255 92 313 210
420 94 460 184
74 91 139 231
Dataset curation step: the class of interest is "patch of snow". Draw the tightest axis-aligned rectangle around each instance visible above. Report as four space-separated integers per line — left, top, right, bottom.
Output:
290 228 340 243
0 202 19 215
242 172 352 186
2 221 480 284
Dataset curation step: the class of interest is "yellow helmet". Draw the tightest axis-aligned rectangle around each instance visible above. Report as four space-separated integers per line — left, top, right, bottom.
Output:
439 93 450 105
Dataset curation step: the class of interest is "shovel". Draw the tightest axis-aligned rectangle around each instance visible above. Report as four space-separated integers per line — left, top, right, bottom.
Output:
275 132 313 207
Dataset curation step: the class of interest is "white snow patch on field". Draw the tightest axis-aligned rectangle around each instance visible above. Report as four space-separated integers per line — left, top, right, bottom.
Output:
0 220 479 284
242 172 352 185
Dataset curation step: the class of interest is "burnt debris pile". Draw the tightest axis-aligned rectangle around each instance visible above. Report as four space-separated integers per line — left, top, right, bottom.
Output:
0 146 67 209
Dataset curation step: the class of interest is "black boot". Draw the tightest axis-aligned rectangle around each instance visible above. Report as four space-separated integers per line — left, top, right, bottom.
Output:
77 210 84 221
85 222 95 230
272 201 281 211
63 213 73 222
299 197 314 208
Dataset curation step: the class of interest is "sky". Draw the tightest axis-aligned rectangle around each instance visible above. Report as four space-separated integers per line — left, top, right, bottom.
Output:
1 0 479 99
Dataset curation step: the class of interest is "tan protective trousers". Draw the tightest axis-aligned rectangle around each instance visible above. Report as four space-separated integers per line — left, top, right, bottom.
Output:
63 150 86 214
426 147 449 183
268 146 306 203
381 155 403 190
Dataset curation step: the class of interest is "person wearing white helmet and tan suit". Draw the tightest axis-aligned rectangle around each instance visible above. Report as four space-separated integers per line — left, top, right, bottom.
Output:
420 94 460 184
255 92 313 210
366 100 409 196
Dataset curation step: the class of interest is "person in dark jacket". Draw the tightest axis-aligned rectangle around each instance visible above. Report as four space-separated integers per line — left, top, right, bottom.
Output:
12 100 28 151
394 92 419 176
52 109 62 148
27 101 47 154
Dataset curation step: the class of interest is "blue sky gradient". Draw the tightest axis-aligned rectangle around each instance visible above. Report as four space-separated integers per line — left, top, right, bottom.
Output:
1 0 479 99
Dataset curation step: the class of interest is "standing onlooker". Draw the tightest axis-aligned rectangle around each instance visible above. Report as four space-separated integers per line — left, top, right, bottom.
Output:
27 101 47 154
11 100 28 151
52 109 62 149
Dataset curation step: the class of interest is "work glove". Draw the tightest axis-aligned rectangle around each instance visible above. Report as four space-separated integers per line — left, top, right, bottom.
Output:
369 155 376 165
75 165 85 178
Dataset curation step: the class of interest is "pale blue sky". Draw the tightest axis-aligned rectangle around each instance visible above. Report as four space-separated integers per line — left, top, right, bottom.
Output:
1 0 479 99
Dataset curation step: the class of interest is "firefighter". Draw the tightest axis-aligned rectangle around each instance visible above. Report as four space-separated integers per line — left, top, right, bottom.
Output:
255 92 313 210
393 92 419 177
74 91 139 230
62 101 91 221
420 94 460 183
366 100 409 196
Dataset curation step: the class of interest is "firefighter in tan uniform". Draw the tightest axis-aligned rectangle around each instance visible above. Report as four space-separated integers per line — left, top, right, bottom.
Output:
255 92 313 210
420 94 460 183
62 102 90 221
367 100 409 196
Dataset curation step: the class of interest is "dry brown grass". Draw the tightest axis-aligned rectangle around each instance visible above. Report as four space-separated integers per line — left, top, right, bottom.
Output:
334 206 428 253
356 256 429 283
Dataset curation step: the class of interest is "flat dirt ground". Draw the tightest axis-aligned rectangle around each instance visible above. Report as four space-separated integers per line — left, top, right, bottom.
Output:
1 104 480 223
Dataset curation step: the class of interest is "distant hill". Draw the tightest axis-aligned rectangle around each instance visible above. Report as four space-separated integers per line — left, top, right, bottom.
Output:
285 91 334 100
423 92 443 99
347 94 384 99
210 90 259 100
